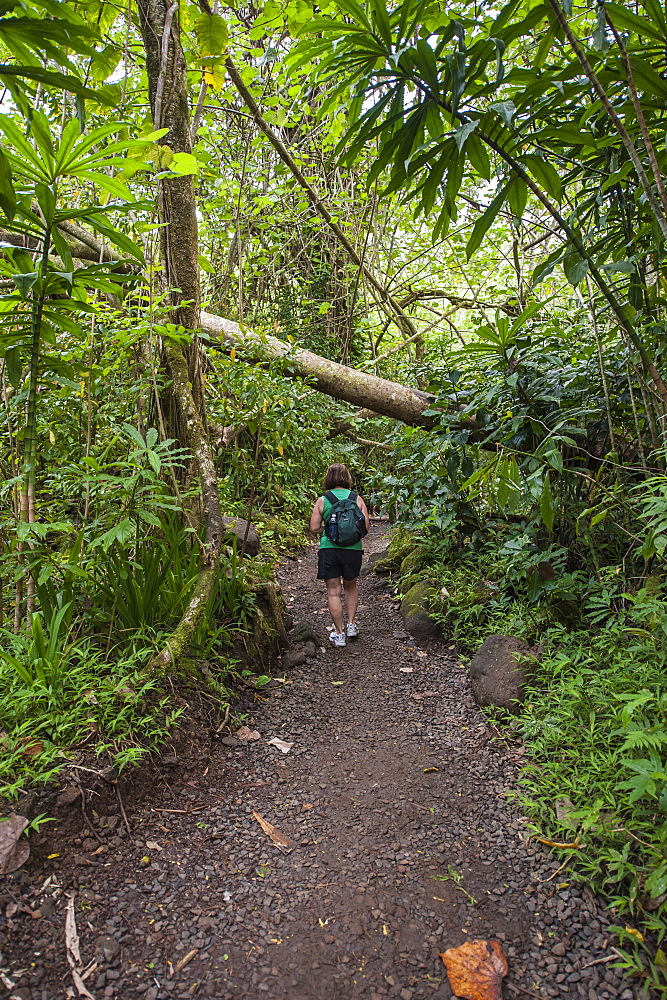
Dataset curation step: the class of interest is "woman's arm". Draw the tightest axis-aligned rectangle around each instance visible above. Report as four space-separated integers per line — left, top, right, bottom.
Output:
357 496 371 532
309 497 324 535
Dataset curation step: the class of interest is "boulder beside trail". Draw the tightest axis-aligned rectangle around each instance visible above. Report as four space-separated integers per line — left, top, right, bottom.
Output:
222 517 260 556
290 621 320 645
400 579 441 639
469 634 535 713
282 649 307 670
365 548 393 576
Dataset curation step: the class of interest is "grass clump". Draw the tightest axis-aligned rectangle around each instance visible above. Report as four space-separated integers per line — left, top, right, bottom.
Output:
0 613 184 799
519 596 667 991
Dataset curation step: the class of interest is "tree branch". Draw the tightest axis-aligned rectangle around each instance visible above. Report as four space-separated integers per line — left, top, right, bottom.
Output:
224 55 419 342
547 0 667 240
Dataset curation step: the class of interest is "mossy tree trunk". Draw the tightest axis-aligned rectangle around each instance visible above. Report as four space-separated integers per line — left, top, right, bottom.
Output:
136 0 204 410
137 0 223 670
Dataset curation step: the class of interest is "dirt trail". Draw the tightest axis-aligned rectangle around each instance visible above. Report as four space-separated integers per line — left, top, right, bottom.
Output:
5 525 633 1000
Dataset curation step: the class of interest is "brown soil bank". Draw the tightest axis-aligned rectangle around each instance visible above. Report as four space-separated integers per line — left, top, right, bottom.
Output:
2 524 634 999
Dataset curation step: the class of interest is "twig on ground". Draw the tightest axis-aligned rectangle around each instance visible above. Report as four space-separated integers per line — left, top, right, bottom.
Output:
115 783 133 840
536 854 573 883
581 954 617 969
152 805 207 815
174 948 198 974
73 778 104 845
65 894 95 999
506 982 545 999
215 703 231 732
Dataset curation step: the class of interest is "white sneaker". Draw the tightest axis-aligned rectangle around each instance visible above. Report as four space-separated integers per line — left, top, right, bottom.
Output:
345 622 359 639
329 629 346 647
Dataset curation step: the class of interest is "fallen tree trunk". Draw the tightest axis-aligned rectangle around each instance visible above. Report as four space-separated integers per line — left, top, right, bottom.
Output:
44 220 450 428
200 312 435 426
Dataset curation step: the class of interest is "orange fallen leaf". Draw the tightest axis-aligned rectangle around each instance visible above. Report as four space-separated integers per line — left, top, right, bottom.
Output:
252 811 294 850
440 939 508 1000
535 835 580 849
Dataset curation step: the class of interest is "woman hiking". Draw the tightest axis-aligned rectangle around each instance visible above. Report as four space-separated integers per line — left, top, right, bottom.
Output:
309 464 370 647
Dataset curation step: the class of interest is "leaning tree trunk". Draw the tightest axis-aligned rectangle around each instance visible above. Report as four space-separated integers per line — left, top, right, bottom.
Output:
137 0 223 670
200 312 437 426
136 0 204 410
42 221 468 428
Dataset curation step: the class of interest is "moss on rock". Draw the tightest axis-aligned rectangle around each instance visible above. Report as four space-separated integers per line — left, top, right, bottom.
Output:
400 548 428 577
400 579 441 639
387 527 420 567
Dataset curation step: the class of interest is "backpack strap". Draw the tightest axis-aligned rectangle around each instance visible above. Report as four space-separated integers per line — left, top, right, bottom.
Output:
348 491 357 501
324 491 338 506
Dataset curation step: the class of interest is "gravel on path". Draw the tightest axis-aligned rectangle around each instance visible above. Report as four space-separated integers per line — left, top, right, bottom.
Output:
2 525 636 999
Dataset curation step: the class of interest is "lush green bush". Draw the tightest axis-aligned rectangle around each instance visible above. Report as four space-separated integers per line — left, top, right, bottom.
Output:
519 596 667 990
0 617 183 799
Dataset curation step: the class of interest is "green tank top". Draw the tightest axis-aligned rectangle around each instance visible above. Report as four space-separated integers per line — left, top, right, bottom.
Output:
319 488 363 550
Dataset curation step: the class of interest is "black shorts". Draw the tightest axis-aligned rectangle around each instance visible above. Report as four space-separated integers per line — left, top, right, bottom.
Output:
317 548 363 581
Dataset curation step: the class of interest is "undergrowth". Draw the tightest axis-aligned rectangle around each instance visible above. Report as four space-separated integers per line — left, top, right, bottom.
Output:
0 481 308 802
0 620 184 798
519 607 667 993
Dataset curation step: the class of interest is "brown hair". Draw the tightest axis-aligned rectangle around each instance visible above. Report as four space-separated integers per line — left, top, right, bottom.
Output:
323 463 353 491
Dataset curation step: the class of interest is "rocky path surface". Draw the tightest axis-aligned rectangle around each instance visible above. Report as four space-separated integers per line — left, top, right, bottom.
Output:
4 525 634 999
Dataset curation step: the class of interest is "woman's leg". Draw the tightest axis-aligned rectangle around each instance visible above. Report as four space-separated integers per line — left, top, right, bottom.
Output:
325 577 344 633
343 577 359 624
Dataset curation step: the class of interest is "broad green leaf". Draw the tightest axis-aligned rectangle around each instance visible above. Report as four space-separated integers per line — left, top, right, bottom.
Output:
545 448 563 472
454 119 478 152
605 2 666 42
73 170 131 201
194 12 228 57
626 56 667 100
563 249 589 285
170 152 198 176
489 100 515 127
603 261 635 275
540 473 554 531
12 271 38 298
0 148 16 219
532 247 563 287
461 457 499 490
92 517 134 551
121 423 146 448
0 65 110 103
35 182 56 224
0 116 49 180
4 344 21 386
522 153 561 200
507 175 527 219
466 184 508 259
466 133 491 180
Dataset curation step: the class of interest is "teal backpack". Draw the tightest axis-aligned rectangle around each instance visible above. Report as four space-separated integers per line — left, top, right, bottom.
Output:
324 490 367 547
